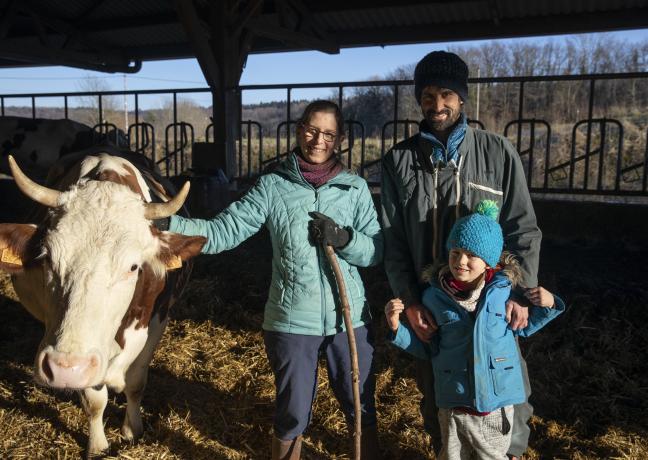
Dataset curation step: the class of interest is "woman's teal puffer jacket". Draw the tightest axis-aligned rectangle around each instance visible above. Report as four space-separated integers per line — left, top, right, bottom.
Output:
169 152 383 336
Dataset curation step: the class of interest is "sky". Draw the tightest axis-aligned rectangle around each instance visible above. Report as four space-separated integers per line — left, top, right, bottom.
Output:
0 28 647 108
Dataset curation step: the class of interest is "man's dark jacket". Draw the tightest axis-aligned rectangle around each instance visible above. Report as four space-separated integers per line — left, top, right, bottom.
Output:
381 125 541 307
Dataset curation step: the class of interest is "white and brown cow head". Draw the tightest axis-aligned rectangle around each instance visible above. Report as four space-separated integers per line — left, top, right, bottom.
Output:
0 154 205 390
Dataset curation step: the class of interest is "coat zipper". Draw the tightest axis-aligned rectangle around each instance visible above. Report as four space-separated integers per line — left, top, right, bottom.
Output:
314 188 327 336
293 157 327 336
347 268 362 298
432 164 439 263
280 264 287 304
454 154 465 221
436 285 478 406
432 154 463 263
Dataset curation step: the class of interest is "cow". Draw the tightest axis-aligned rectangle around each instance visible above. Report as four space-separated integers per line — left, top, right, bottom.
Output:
0 116 128 179
0 149 206 457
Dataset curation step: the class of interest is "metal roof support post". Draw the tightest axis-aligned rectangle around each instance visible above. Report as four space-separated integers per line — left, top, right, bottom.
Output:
173 92 178 176
208 86 241 180
239 93 244 177
176 0 258 180
226 89 240 179
287 88 292 153
516 81 524 155
584 79 596 190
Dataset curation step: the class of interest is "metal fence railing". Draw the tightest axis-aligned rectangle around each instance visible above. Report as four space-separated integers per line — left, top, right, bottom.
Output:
1 71 648 196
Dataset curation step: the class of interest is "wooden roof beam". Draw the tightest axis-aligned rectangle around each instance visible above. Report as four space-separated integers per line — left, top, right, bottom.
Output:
174 0 221 89
0 40 141 72
488 0 501 27
331 8 648 47
0 0 17 40
260 0 338 54
11 1 137 65
246 19 339 54
247 0 339 55
232 0 263 36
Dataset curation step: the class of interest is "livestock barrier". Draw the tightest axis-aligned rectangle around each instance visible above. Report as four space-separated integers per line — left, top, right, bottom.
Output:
2 71 648 197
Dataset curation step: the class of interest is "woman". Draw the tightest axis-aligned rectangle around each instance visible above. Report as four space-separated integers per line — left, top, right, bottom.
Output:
166 100 382 459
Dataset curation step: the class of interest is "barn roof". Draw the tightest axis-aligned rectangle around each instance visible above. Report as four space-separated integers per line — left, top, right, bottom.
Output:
1 0 647 73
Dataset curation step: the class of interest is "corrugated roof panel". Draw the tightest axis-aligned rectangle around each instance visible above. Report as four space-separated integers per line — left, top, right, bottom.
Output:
319 2 517 31
37 0 160 21
89 24 186 48
36 0 94 20
495 0 648 18
444 2 491 23
3 0 648 67
82 0 171 20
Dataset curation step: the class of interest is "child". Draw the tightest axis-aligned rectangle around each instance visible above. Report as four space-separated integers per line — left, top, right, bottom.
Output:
385 200 564 460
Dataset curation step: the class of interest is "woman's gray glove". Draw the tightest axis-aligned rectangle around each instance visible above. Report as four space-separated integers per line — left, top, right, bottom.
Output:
308 211 351 248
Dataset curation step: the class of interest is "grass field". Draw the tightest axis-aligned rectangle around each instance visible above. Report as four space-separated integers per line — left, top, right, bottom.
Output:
1 229 647 459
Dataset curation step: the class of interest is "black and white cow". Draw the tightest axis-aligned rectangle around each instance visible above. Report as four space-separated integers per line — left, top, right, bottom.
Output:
0 149 205 456
0 116 127 179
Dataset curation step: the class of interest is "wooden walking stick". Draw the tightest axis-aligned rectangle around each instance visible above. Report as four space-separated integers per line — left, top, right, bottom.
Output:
323 244 362 460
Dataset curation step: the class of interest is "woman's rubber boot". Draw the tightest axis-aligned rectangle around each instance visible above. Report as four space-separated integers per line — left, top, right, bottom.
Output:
272 435 302 460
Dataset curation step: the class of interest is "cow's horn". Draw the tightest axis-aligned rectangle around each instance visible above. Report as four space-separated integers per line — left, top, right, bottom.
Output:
8 155 61 208
144 181 190 220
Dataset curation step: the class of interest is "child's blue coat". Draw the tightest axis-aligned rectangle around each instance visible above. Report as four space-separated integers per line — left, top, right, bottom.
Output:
390 271 565 412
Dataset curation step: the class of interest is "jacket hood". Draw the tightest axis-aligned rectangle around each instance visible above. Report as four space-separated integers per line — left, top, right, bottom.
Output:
421 250 523 287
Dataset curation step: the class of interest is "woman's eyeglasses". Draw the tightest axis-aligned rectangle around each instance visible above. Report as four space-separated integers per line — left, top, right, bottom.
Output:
301 124 337 143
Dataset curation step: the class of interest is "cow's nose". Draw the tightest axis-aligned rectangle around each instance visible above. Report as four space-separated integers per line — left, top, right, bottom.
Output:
39 349 101 389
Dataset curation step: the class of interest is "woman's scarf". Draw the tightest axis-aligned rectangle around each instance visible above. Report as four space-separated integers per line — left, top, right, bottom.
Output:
296 151 344 188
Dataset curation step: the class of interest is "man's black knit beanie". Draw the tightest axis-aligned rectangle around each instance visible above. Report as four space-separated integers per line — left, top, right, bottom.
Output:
414 51 469 103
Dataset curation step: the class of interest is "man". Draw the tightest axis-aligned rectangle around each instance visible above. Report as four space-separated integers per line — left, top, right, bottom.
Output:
380 50 541 459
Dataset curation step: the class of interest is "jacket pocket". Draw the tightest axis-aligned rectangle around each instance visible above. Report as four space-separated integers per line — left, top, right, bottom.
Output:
485 304 506 329
467 181 503 196
481 406 513 445
276 276 286 305
398 176 417 206
438 309 460 326
489 353 518 396
436 365 470 400
347 267 363 299
346 267 370 323
438 313 471 350
465 181 504 214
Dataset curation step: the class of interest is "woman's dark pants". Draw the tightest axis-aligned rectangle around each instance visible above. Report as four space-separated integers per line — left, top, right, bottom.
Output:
264 325 377 440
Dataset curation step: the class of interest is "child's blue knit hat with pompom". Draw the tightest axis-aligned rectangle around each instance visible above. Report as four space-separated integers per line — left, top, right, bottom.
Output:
446 200 503 267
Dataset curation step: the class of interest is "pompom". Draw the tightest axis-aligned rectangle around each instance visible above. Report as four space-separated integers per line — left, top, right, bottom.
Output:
475 200 499 221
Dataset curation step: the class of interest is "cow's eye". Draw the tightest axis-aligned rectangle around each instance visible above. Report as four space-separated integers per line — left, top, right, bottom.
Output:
130 264 139 272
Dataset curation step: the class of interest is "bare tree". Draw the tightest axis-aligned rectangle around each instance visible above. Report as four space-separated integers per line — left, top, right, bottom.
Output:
74 76 119 127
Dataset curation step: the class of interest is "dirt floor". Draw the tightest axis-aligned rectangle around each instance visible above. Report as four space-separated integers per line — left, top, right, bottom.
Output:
1 225 647 459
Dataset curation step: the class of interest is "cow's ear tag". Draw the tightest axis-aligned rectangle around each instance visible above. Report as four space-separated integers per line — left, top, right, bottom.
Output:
1 248 23 266
165 254 182 270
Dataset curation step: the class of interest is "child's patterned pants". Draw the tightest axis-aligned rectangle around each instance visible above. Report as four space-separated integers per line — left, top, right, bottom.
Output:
437 405 514 459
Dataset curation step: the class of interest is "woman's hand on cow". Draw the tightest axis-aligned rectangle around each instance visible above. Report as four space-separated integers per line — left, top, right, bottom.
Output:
308 211 350 248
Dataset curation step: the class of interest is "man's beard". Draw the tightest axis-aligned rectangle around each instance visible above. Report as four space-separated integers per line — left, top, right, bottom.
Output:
425 108 461 133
